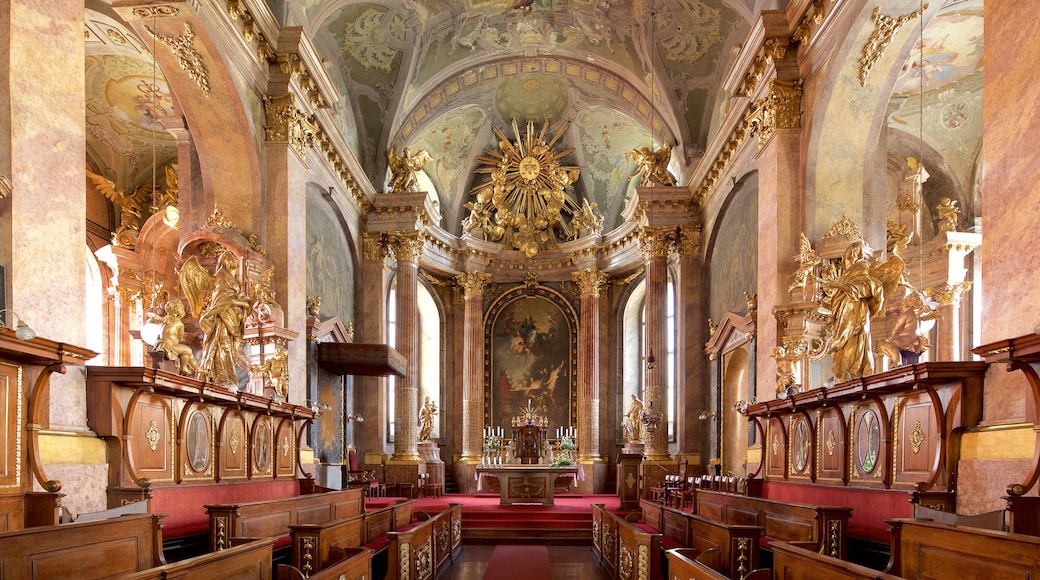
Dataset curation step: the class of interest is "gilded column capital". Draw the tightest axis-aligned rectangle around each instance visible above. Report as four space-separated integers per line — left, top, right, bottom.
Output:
456 271 492 298
747 79 803 147
572 268 608 296
263 93 317 158
674 224 702 256
362 232 389 262
930 281 972 307
386 231 425 263
639 227 675 260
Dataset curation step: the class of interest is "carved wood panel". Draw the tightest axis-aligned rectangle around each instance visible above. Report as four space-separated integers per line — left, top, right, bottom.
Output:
816 408 846 485
849 400 889 487
250 415 274 480
219 411 248 481
0 362 20 492
274 418 295 478
893 392 940 489
179 405 215 483
766 417 787 478
787 413 814 481
128 394 173 484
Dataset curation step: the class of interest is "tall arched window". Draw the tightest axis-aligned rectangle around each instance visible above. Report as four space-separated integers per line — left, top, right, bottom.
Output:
621 273 677 441
386 277 441 442
85 246 105 364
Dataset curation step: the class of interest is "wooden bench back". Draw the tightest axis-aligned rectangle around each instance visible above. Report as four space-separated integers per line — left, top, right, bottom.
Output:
592 504 663 580
385 504 462 580
286 499 416 574
0 513 163 580
772 540 900 580
694 489 851 558
666 548 770 580
887 518 1040 578
206 487 365 550
277 547 372 580
116 537 275 580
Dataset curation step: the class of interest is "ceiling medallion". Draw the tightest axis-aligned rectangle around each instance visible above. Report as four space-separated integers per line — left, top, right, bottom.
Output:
463 118 602 258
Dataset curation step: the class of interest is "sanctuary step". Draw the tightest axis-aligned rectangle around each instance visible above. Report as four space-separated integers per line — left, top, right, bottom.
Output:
462 505 593 544
444 469 460 494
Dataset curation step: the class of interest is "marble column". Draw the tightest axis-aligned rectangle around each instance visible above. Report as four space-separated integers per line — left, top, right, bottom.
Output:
355 233 390 461
639 227 672 460
261 93 310 405
572 268 607 463
456 271 491 462
388 232 424 462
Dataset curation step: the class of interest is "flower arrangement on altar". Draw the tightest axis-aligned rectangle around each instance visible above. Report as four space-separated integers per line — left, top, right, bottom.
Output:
484 434 502 451
550 455 574 467
558 434 576 451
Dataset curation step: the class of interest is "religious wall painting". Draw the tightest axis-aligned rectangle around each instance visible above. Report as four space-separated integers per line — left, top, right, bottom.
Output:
708 179 758 320
485 287 577 435
306 188 355 323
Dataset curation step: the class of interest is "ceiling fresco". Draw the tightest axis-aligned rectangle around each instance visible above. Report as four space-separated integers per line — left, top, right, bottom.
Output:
299 0 752 235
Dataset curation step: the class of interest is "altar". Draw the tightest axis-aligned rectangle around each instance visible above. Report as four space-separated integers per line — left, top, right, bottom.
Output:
475 465 579 506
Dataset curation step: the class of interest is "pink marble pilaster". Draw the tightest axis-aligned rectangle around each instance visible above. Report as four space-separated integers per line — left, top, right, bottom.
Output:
980 1 1040 343
1 0 88 428
457 271 490 461
355 235 390 457
573 268 607 463
389 233 423 461
640 230 670 460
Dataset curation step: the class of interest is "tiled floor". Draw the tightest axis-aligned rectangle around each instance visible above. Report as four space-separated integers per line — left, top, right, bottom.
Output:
441 544 609 579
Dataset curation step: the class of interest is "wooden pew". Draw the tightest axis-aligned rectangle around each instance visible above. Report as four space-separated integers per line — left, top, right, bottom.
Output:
592 503 663 580
287 499 415 574
277 547 372 580
885 518 1040 578
0 513 164 580
114 537 276 580
694 489 851 558
667 548 770 580
771 540 901 580
385 504 462 580
640 500 763 580
206 486 365 551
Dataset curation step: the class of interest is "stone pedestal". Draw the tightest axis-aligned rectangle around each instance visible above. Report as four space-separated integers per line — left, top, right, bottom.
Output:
418 441 444 489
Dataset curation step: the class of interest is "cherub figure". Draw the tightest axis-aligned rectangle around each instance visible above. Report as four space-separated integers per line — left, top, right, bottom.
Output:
876 290 939 367
251 348 289 401
790 233 821 297
936 198 960 233
626 141 678 187
147 299 200 376
386 146 433 193
770 345 798 395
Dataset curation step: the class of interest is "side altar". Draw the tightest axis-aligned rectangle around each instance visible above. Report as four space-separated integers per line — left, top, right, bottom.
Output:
475 465 579 506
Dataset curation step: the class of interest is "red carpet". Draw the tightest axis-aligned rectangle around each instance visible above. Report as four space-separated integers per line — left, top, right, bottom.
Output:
481 544 552 580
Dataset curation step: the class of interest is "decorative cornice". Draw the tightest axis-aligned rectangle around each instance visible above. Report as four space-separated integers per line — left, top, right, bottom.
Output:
226 0 276 62
132 5 179 18
147 23 210 95
792 0 826 44
572 268 608 296
263 93 317 158
276 52 328 109
694 114 753 205
738 37 790 98
858 5 926 87
456 271 492 298
313 127 368 213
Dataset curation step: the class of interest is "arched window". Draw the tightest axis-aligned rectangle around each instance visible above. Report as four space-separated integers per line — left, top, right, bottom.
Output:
621 273 677 441
85 246 105 364
386 277 441 442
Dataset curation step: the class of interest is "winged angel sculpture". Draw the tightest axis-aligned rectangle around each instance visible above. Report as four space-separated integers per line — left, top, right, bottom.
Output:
86 170 154 247
817 237 911 381
386 146 433 193
627 141 678 187
179 252 254 388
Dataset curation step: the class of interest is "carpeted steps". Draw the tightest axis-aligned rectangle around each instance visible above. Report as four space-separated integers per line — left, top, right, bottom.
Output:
461 506 593 544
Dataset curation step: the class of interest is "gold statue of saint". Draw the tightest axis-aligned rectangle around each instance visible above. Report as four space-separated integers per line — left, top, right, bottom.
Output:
148 299 200 376
418 396 437 441
180 252 254 388
623 394 644 443
386 146 433 193
626 141 678 187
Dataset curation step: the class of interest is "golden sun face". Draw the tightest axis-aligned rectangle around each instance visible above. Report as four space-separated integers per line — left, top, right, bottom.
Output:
464 119 599 258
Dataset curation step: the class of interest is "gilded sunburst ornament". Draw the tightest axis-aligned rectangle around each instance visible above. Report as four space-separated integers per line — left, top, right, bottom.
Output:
463 118 602 258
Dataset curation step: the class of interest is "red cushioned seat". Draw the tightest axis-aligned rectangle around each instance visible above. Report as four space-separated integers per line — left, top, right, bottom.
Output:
364 536 389 553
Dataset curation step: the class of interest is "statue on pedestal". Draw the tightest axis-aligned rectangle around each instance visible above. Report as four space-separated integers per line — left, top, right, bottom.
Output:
623 394 644 442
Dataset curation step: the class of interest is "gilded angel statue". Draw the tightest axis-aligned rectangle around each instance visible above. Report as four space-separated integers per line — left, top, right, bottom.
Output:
822 238 909 381
252 348 289 401
386 146 433 193
626 141 677 187
86 169 154 245
179 252 254 388
789 233 821 297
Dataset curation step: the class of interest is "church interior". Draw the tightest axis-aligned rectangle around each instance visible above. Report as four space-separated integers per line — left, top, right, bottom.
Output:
3 0 1040 578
